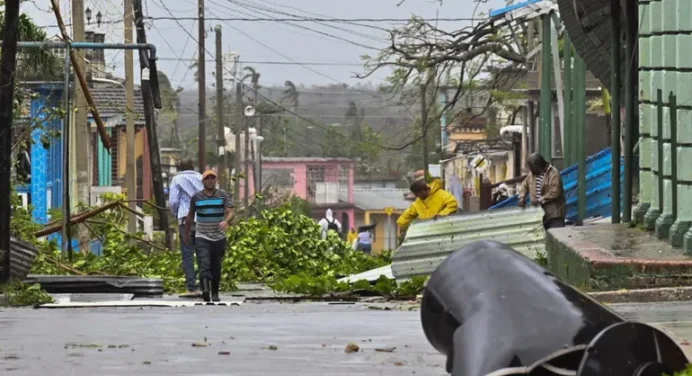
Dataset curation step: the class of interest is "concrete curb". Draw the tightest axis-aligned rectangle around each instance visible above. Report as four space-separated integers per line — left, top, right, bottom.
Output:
588 287 692 304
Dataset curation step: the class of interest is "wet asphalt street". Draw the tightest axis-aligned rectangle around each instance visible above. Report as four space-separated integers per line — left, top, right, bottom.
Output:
1 300 691 375
0 301 447 376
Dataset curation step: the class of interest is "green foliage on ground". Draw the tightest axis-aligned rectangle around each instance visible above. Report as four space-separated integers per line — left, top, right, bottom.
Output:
22 198 416 298
1 282 54 307
672 365 692 376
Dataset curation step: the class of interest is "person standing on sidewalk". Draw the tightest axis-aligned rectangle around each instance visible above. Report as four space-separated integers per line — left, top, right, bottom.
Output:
168 159 204 297
517 153 567 230
183 170 235 302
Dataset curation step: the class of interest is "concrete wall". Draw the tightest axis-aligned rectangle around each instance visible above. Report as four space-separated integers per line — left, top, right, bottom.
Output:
636 0 692 249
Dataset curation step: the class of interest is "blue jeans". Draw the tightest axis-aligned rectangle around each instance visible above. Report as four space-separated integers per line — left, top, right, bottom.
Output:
179 224 197 291
358 243 372 255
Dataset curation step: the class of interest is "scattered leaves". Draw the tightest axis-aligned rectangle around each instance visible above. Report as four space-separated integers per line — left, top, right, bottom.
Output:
344 343 360 353
1 282 54 307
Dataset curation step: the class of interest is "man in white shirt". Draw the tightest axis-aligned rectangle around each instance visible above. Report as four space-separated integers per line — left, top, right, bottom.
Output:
168 159 204 297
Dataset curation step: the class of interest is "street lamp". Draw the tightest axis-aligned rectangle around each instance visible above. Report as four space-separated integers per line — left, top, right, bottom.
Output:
85 7 92 24
96 11 103 27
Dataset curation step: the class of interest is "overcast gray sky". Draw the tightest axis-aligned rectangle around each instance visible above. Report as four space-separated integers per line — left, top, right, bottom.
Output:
25 0 506 88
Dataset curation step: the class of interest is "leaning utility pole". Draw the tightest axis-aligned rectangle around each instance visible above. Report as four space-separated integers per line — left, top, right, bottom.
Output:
197 0 206 170
215 25 226 189
420 83 429 179
0 0 20 283
134 0 172 249
233 83 242 199
124 0 137 236
71 0 90 207
243 102 250 209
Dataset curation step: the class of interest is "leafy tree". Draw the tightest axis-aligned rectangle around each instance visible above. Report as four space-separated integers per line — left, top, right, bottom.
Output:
242 66 261 104
358 12 530 158
156 71 185 148
320 125 348 158
3 11 61 81
281 80 299 111
352 123 383 175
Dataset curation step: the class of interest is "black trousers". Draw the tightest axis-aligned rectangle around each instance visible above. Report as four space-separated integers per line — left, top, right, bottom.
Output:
195 238 227 291
543 217 565 230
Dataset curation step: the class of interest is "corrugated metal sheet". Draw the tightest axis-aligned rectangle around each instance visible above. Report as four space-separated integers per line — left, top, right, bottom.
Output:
338 265 394 283
353 189 411 211
490 147 624 223
9 237 40 281
391 207 545 279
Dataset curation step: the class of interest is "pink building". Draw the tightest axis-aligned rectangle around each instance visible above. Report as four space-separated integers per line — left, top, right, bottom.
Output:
240 157 357 229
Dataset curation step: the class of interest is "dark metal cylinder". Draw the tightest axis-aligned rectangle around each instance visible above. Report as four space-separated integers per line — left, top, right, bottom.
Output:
421 240 624 376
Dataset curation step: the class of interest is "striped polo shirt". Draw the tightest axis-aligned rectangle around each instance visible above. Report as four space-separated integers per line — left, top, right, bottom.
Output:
190 189 234 241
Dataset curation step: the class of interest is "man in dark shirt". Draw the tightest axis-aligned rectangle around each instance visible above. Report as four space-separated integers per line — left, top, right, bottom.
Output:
184 170 235 302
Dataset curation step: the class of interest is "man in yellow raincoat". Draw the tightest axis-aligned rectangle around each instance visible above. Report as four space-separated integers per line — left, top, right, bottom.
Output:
397 178 459 230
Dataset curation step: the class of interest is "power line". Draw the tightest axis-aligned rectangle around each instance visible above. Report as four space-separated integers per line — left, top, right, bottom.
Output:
153 1 431 152
158 57 364 66
201 4 410 113
37 16 476 28
225 0 388 40
205 0 380 50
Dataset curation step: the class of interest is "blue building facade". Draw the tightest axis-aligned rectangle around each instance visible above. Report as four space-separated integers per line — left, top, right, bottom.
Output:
16 84 65 226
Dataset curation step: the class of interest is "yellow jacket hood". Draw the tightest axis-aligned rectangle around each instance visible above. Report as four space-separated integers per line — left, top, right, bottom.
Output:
396 178 458 229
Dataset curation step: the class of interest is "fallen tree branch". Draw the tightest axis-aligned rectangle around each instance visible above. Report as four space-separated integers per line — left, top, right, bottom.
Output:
85 219 168 252
34 200 122 238
118 202 144 218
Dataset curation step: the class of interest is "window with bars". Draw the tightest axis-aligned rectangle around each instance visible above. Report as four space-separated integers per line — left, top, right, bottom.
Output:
306 164 352 205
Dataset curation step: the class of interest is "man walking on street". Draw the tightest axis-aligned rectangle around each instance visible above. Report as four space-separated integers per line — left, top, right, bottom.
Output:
168 159 204 297
184 170 235 302
518 153 567 230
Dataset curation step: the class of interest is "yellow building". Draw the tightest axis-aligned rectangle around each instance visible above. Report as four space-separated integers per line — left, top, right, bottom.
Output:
353 188 412 253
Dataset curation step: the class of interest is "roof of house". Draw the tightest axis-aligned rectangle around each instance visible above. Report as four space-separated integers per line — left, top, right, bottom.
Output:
91 86 146 125
353 188 411 211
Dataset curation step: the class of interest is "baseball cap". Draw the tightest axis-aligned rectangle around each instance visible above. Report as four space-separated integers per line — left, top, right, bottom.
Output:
202 170 217 179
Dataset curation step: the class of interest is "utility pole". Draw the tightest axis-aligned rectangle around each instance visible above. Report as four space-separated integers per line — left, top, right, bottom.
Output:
243 102 250 209
124 0 137 236
420 83 429 179
256 114 262 193
233 83 242 200
197 0 206 170
71 0 91 254
215 25 226 189
72 0 89 206
0 0 20 282
134 0 172 249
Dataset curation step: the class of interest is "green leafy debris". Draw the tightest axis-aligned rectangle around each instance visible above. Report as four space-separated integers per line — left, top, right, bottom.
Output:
26 203 406 296
1 282 54 307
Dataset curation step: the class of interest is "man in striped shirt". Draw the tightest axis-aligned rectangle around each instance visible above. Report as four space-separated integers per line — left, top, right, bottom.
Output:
184 170 235 302
168 159 204 297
